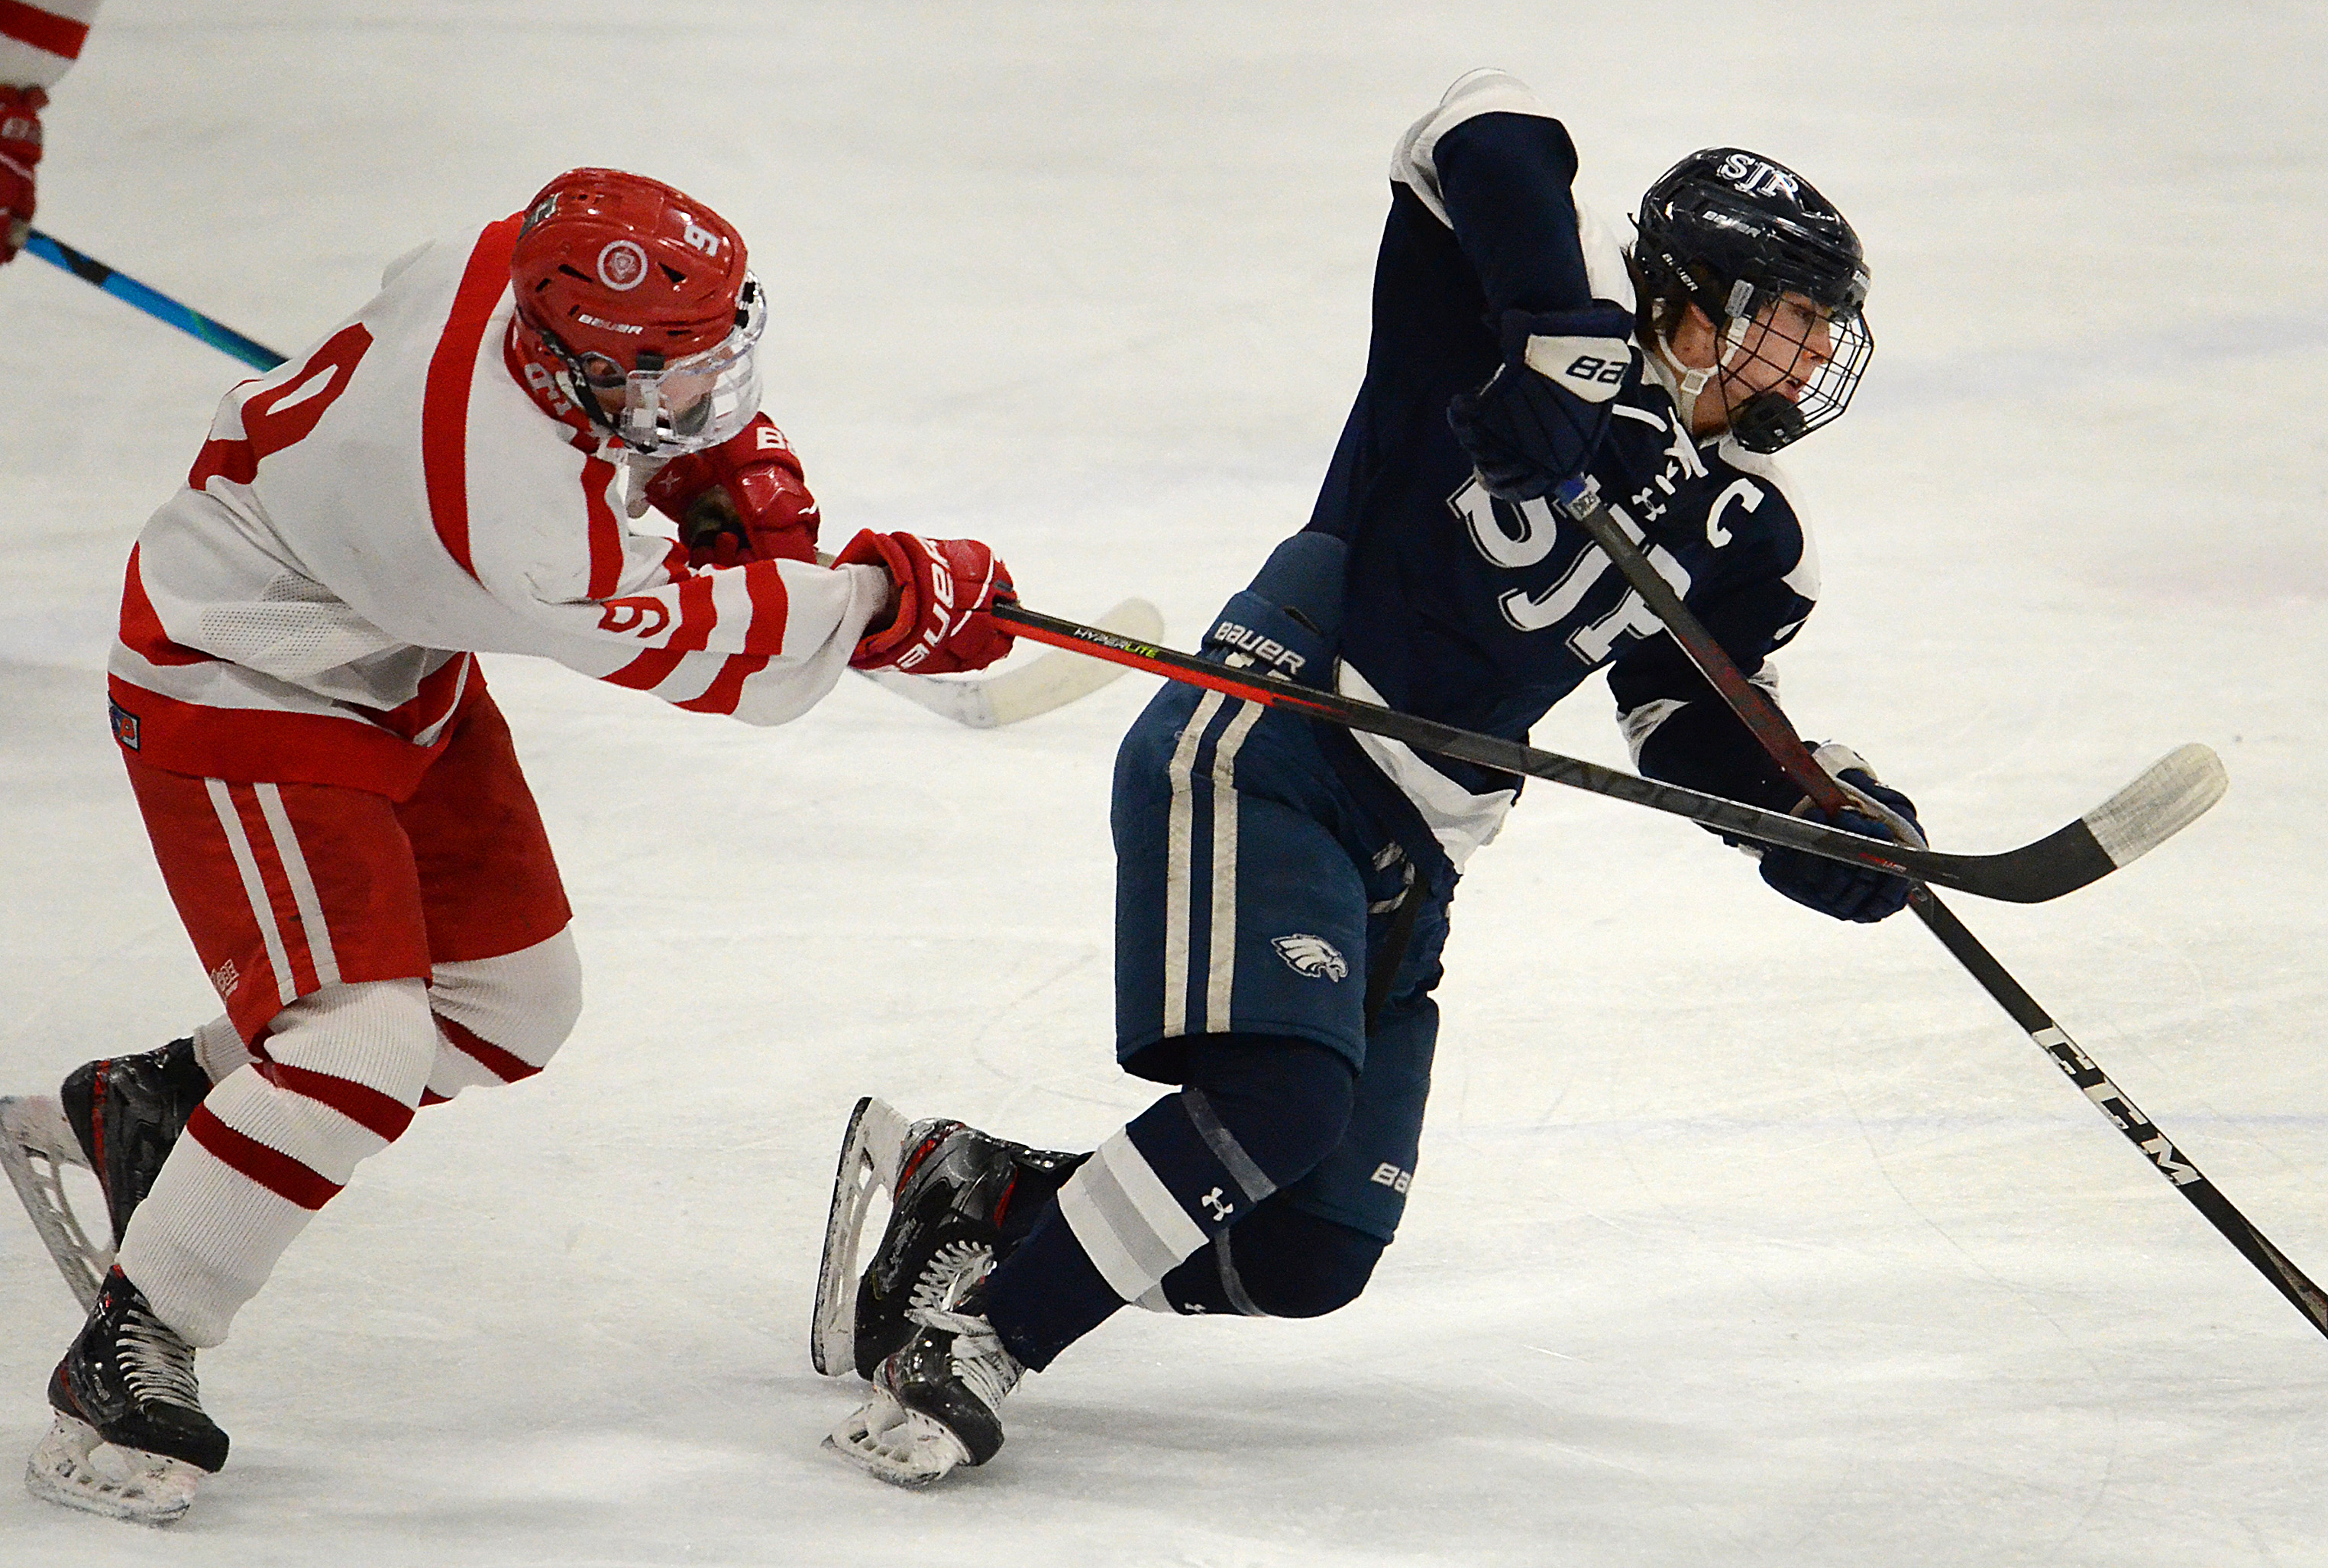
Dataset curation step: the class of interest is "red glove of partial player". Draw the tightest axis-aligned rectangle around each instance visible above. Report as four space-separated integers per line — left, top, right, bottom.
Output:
833 529 1016 674
0 86 44 265
642 413 821 569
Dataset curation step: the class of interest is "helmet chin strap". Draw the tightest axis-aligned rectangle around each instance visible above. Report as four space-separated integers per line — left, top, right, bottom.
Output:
507 322 677 519
1647 335 1710 433
1650 282 1755 439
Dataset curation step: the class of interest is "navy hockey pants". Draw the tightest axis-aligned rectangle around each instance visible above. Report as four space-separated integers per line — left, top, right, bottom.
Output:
1112 681 1450 1243
985 682 1453 1368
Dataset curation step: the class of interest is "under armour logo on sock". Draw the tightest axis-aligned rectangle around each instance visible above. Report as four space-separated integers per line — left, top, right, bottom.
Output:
1201 1188 1235 1222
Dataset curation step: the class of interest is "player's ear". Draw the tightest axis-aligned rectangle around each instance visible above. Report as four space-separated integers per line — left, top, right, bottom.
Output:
1666 302 1719 367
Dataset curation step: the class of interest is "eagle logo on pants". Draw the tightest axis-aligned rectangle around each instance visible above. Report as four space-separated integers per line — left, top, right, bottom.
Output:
1272 934 1348 981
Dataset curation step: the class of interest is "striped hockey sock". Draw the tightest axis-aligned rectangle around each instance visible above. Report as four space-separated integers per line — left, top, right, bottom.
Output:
984 1037 1351 1368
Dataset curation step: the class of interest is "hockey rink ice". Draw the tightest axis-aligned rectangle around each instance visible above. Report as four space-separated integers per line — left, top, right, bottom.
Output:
2 4 2323 1563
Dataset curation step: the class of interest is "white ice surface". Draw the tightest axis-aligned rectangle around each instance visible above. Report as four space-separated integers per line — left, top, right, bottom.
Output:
3 4 2325 1563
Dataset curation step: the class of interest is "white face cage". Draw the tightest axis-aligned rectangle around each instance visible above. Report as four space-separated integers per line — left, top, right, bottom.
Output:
586 274 767 457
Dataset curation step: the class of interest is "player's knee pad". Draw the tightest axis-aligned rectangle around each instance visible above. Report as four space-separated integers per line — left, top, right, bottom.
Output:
1223 1202 1384 1318
259 978 438 1108
1159 1200 1385 1318
1048 1036 1353 1314
424 926 580 1098
1179 1033 1356 1186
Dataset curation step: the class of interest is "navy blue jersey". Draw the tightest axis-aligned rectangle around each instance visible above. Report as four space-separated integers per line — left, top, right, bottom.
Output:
1303 71 1822 852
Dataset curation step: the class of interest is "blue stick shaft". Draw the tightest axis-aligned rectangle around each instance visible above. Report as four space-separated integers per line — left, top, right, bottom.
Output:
25 228 287 371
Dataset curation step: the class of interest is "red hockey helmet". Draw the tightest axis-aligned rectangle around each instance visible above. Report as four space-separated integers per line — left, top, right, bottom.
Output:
509 168 765 454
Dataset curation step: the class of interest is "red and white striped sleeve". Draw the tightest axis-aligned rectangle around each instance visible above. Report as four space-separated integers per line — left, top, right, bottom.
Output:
467 425 891 724
520 493 892 724
0 0 99 89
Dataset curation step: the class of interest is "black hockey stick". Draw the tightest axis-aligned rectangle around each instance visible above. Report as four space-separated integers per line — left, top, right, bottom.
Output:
1547 476 2326 1341
988 602 2220 904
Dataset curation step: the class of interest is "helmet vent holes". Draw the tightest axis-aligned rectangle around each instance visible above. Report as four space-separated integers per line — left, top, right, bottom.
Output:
507 167 759 454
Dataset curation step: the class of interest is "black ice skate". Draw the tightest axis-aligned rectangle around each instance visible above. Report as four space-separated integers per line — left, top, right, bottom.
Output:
28 1266 229 1525
1 1037 207 1311
63 1036 211 1243
809 1097 1083 1379
826 1261 1022 1488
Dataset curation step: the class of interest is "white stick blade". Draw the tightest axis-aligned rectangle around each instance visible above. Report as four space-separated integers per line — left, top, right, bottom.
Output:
858 599 1166 729
978 596 1165 726
856 667 997 727
2082 743 2228 868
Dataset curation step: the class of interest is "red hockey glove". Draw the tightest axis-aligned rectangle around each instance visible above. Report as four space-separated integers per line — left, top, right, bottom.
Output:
0 86 44 264
833 529 1016 674
642 413 822 569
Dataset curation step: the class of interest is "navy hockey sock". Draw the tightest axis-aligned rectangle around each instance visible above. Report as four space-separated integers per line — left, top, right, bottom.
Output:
1159 1199 1385 1318
985 1036 1354 1369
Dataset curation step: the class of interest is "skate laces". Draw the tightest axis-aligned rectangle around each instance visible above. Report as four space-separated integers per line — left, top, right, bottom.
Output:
904 1306 1022 1408
907 1240 992 1317
116 1303 202 1412
902 1250 1020 1408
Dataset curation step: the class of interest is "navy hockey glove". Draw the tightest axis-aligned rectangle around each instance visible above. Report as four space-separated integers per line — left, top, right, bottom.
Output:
1447 303 1635 502
1201 531 1344 687
1756 745 1923 923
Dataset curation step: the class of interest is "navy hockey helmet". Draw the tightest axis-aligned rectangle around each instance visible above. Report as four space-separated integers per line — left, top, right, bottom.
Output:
1632 148 1873 452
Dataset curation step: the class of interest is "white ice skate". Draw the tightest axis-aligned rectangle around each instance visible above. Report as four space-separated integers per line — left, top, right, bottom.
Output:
810 1096 909 1376
823 1389 978 1489
0 1094 110 1310
24 1413 205 1527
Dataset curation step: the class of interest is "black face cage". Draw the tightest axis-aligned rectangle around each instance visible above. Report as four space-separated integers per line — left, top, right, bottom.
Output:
1634 183 1874 453
1720 289 1873 454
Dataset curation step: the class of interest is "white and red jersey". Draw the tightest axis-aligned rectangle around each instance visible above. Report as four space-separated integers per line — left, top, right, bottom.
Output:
108 215 889 798
0 0 99 88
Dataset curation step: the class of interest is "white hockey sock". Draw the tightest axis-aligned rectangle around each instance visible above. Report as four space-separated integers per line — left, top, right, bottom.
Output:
422 927 582 1100
192 1014 256 1084
119 979 435 1347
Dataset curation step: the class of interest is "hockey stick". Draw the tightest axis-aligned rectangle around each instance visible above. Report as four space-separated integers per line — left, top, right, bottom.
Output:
26 228 288 371
856 596 1162 728
1547 475 2326 1341
987 601 2220 904
26 243 1134 729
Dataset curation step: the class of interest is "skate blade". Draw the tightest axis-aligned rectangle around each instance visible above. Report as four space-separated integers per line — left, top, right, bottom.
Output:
24 1414 202 1526
0 1095 112 1311
810 1095 908 1377
822 1392 974 1489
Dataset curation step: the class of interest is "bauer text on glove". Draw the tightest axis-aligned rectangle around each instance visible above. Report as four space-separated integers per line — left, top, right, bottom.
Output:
834 530 1016 674
1446 302 1635 503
